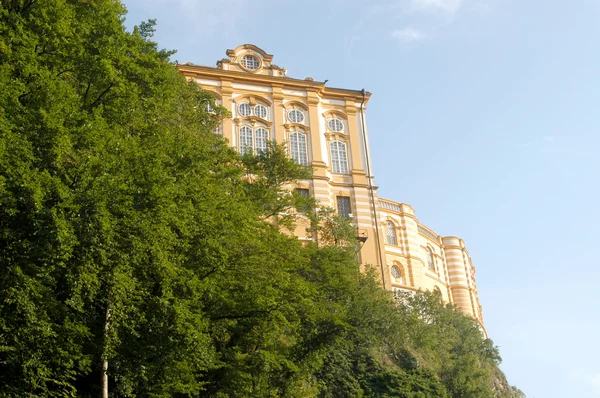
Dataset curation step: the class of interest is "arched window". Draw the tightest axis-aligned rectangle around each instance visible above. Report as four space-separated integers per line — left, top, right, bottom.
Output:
328 117 344 132
426 247 436 272
391 265 405 285
287 109 304 123
255 128 269 154
290 131 308 166
330 141 348 174
241 54 260 70
385 221 397 245
254 104 268 119
238 103 252 117
239 126 253 155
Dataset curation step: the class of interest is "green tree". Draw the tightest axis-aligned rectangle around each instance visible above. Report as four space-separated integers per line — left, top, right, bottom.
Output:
240 141 313 229
1 0 231 395
0 1 523 397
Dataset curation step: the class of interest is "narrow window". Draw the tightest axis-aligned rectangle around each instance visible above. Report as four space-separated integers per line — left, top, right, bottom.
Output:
255 128 269 154
385 221 397 245
337 196 351 218
427 247 436 272
239 126 253 155
295 188 310 212
290 131 308 166
330 141 348 174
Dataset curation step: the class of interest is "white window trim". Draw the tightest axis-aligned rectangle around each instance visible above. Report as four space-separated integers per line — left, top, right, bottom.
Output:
330 140 349 174
289 131 309 166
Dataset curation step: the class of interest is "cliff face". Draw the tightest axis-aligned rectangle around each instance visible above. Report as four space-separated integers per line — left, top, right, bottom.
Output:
491 367 526 397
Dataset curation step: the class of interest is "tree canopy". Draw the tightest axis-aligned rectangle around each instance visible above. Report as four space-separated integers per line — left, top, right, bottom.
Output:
0 1 523 397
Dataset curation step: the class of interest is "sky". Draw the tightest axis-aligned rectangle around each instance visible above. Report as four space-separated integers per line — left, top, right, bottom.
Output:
122 1 600 396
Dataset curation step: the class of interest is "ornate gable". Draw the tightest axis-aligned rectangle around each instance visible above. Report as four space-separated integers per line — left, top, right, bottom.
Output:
217 44 287 77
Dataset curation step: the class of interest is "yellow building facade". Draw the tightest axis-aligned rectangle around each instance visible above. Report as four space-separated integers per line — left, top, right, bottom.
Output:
177 44 484 327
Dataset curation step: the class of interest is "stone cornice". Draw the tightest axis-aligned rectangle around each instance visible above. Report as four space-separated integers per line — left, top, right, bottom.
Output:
177 64 372 104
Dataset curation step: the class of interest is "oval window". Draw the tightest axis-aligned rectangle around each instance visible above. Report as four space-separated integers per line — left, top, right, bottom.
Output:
328 118 344 132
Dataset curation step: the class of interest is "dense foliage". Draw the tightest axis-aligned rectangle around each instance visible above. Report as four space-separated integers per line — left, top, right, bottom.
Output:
0 1 523 396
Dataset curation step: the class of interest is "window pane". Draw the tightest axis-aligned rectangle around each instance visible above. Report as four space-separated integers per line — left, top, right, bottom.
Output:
239 126 253 155
427 248 436 271
288 109 304 123
241 55 259 70
239 103 252 117
391 266 405 284
296 188 309 197
337 196 351 218
295 188 310 212
254 105 268 119
385 221 397 245
255 128 269 154
328 118 344 132
290 132 308 166
330 141 348 174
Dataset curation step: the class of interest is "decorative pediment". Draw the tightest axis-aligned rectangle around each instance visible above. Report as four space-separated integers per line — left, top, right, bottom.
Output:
217 44 286 77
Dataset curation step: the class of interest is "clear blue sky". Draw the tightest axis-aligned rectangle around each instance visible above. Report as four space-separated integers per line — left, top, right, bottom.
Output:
123 1 600 396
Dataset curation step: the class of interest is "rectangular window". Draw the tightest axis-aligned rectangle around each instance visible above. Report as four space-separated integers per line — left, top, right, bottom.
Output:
290 131 308 166
295 188 310 212
239 126 253 155
336 196 352 218
255 128 269 154
296 188 309 197
330 141 349 174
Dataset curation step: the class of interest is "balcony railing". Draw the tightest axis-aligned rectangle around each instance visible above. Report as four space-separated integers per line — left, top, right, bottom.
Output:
418 225 439 241
378 199 403 213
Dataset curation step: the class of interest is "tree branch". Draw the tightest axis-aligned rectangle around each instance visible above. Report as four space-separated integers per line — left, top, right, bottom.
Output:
89 83 114 110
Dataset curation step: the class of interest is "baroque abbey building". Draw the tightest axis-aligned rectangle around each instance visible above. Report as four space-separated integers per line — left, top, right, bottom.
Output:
177 44 484 327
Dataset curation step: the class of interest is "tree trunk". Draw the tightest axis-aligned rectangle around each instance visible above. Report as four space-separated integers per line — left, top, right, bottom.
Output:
101 301 111 398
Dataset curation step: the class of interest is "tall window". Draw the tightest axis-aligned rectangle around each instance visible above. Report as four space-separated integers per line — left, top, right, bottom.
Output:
239 126 253 155
330 141 348 174
385 221 397 245
295 188 310 212
290 131 308 166
337 196 351 218
255 128 269 154
426 247 436 272
239 126 269 155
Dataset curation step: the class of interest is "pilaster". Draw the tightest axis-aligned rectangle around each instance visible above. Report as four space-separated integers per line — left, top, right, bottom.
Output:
220 78 234 145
